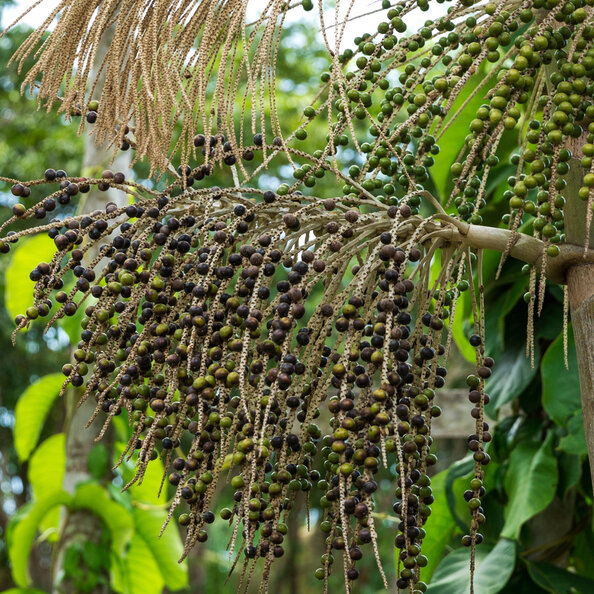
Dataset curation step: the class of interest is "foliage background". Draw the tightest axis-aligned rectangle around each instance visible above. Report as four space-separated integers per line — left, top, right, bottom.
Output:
0 1 592 592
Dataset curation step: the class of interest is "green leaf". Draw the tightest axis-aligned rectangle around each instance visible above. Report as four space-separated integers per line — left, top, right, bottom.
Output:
28 433 65 495
542 326 581 425
82 540 109 572
8 490 72 587
572 528 594 580
427 538 516 593
451 290 476 363
485 341 539 415
558 413 587 456
132 507 188 590
111 533 165 594
557 451 582 499
113 416 133 443
14 373 64 461
527 561 594 593
72 483 133 556
127 454 166 505
485 164 517 205
501 433 558 540
87 443 109 480
2 588 44 594
4 234 56 323
58 288 85 344
413 470 456 582
445 455 474 531
63 545 83 579
483 277 527 360
28 433 66 532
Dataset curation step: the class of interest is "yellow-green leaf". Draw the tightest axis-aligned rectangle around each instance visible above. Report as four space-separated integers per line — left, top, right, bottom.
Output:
72 483 133 556
14 373 64 461
132 507 188 590
8 490 72 587
5 234 56 323
129 456 166 506
28 433 66 532
111 533 165 594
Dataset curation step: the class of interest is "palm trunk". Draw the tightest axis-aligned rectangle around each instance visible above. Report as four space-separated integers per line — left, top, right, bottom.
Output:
567 266 594 489
564 161 594 490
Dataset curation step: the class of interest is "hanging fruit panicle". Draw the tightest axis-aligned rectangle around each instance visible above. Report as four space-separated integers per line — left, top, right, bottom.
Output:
2 148 478 592
5 0 594 591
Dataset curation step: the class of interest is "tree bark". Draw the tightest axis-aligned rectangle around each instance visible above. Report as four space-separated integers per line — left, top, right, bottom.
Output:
564 160 594 491
567 265 594 489
51 23 131 593
52 398 112 593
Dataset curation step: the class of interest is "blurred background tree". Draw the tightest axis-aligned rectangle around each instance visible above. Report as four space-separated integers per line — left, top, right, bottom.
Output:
0 0 83 587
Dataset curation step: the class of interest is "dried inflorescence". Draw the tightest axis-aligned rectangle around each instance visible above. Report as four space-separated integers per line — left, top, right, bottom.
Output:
5 0 313 175
4 0 594 591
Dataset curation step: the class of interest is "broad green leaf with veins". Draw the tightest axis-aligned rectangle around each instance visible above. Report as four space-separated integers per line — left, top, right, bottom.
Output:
72 483 133 555
527 561 594 593
14 373 65 461
427 538 516 593
542 326 581 425
131 508 188 590
502 432 558 540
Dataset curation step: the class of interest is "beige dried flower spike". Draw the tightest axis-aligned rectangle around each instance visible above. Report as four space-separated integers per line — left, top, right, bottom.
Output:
4 0 303 174
4 0 594 592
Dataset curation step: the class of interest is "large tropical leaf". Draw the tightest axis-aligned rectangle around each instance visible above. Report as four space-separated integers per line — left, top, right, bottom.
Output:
414 470 457 582
485 343 539 415
87 443 109 480
542 327 581 425
572 528 594 580
72 483 133 556
557 451 583 499
4 234 56 323
14 373 64 461
27 432 66 532
127 455 167 506
427 538 516 593
501 433 558 540
111 533 165 594
8 490 72 587
558 413 587 456
527 561 594 593
483 276 526 360
131 507 188 590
